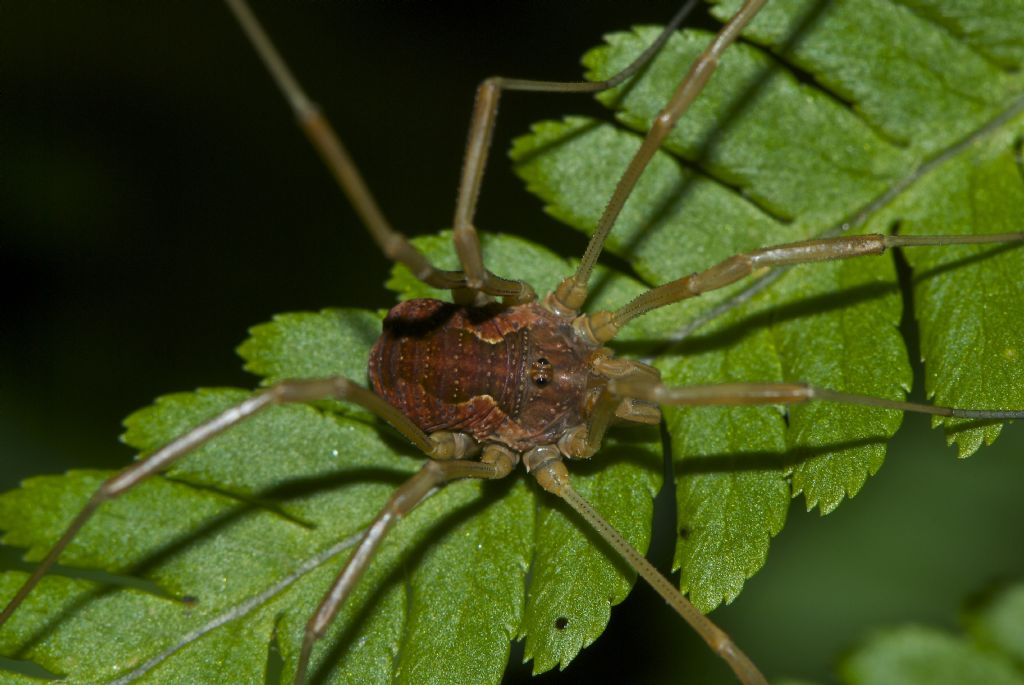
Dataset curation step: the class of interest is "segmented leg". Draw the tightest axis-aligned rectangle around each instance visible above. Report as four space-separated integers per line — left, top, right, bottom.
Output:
607 379 1024 422
293 444 516 685
223 0 467 292
578 231 1024 344
0 377 470 627
452 0 701 302
523 446 767 685
227 0 702 304
552 0 770 314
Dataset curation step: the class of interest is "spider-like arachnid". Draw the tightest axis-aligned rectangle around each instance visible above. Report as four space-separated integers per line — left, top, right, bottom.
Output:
2 1 1024 683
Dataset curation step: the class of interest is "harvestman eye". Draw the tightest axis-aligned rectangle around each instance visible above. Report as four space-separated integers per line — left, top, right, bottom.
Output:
530 357 553 387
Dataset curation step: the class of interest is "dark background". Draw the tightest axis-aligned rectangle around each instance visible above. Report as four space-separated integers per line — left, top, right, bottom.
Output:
3 2 1024 683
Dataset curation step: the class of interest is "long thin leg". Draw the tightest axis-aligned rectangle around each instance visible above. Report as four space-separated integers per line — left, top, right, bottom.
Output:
293 444 516 685
607 379 1024 421
578 231 1024 344
0 376 469 627
223 0 466 292
522 447 767 685
451 0 700 301
551 0 770 314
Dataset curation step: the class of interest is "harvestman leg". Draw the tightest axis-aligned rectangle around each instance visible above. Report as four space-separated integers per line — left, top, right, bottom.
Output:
0 377 479 626
606 380 1024 424
555 231 1024 458
522 446 767 685
224 0 467 293
551 0 770 315
554 236 1024 682
540 379 1024 684
227 0 701 304
578 231 1024 344
293 443 517 685
450 0 701 300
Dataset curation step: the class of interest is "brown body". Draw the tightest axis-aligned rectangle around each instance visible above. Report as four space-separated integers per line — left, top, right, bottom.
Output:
369 298 597 452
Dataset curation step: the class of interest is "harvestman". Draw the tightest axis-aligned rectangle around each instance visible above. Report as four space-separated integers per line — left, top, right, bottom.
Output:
3 0 1024 683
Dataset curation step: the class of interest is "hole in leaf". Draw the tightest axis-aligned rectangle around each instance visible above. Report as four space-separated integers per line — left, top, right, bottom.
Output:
180 594 199 617
554 616 569 630
679 526 690 540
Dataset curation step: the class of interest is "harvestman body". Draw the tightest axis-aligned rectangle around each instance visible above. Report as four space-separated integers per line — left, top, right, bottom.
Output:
2 1 1024 684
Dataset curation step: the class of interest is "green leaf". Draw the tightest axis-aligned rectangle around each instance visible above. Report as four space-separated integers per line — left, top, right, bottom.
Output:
783 579 1024 684
706 0 1024 452
966 581 1024 665
0 303 660 683
841 625 1024 685
512 0 1024 611
839 582 1024 685
3 2 1024 684
237 308 384 421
